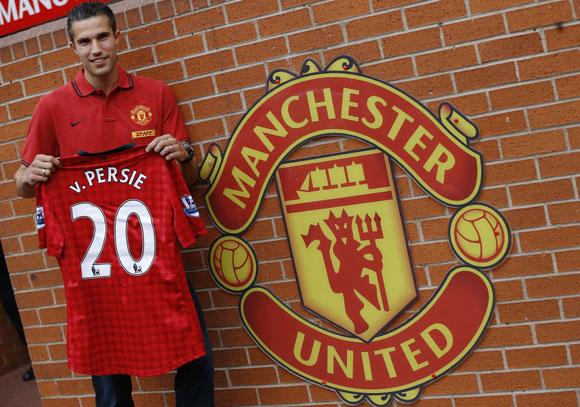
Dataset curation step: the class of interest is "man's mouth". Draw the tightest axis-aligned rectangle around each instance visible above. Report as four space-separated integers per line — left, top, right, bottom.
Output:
91 57 107 65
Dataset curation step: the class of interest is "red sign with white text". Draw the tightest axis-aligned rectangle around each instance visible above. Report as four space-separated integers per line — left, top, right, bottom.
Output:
0 0 109 37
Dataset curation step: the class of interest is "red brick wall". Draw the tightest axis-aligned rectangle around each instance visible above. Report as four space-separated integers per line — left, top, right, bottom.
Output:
0 0 578 406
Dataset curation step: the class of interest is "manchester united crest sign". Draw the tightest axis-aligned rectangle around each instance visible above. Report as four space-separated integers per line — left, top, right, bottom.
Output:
199 56 510 405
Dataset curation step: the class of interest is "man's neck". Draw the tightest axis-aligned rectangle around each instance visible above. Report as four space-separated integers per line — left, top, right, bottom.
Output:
85 68 119 95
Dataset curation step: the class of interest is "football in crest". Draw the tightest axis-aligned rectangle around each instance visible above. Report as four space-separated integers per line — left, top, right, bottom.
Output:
450 203 510 268
209 235 257 292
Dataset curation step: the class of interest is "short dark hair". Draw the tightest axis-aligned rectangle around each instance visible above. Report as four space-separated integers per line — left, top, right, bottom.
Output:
67 2 117 41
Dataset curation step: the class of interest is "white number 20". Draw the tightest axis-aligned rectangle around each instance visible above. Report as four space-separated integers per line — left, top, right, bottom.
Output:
71 200 156 279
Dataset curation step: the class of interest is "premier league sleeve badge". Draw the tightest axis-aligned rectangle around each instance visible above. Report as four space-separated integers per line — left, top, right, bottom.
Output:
181 194 200 217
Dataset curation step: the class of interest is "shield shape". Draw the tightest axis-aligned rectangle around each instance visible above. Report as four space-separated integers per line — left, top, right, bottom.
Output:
276 149 417 341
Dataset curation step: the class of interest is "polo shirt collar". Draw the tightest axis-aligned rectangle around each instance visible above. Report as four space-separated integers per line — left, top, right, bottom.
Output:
72 66 133 97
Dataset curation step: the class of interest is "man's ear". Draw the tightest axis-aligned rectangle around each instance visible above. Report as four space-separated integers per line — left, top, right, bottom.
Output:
69 40 78 55
114 30 120 44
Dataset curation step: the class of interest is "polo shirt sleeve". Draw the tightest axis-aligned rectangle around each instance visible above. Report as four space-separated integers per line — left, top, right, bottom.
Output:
161 84 189 143
21 96 59 166
35 184 64 257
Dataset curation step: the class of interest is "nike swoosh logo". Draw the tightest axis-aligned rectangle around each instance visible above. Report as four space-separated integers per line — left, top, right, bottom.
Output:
70 120 83 127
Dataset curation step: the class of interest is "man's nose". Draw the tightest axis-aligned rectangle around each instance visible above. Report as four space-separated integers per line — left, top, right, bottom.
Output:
90 39 102 54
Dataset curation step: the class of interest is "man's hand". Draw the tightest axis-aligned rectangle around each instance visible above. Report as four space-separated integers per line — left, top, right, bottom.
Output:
15 155 61 198
146 134 198 189
26 154 61 183
145 134 188 162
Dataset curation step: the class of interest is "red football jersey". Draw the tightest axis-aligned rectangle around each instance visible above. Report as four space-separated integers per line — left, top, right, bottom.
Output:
35 146 207 376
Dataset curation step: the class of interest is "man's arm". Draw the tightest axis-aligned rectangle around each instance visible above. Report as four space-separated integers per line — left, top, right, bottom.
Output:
14 155 61 198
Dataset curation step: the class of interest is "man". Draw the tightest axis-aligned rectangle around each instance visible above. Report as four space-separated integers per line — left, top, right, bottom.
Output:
14 3 213 406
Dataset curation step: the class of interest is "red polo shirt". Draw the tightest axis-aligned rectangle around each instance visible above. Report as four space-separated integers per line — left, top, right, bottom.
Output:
22 67 188 164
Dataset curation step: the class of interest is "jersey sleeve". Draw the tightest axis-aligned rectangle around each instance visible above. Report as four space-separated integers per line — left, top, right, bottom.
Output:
21 96 59 166
167 161 207 248
35 184 64 257
161 83 189 142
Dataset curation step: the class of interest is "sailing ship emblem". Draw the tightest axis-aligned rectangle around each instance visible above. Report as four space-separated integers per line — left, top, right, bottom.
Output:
296 161 366 200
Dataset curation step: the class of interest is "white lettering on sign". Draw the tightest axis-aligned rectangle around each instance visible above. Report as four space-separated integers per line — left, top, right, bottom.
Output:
0 0 69 26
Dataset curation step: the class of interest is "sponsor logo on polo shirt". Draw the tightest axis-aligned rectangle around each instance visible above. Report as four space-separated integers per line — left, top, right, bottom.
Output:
131 129 156 139
130 105 153 126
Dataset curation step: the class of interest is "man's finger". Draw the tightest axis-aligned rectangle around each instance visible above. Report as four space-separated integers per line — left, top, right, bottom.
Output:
165 151 181 161
35 161 53 170
28 172 47 185
158 145 171 156
146 136 166 152
33 155 60 168
38 167 51 178
157 140 179 153
145 139 158 152
155 141 169 152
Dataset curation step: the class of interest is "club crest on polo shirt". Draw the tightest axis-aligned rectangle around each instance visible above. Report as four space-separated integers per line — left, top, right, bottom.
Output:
130 105 153 126
181 195 199 217
35 206 45 229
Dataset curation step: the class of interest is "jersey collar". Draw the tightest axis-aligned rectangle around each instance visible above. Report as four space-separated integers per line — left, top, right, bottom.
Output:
72 66 133 97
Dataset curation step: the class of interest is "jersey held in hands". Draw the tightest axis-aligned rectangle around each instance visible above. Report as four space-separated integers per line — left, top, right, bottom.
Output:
36 146 207 376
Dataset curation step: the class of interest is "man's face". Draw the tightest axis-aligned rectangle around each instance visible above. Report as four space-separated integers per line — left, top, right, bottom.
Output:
69 15 119 81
